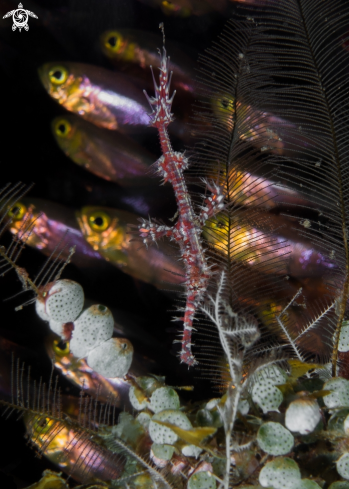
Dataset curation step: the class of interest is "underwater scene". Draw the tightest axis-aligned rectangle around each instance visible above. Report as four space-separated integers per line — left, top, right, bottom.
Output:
0 0 349 488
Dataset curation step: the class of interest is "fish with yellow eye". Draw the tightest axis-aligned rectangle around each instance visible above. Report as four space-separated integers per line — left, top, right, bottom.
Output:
39 61 191 142
211 93 289 154
7 198 105 268
38 62 151 132
203 211 336 279
137 0 226 15
211 167 323 211
76 207 185 290
52 115 155 186
46 310 161 406
100 29 196 95
25 414 125 484
46 335 132 408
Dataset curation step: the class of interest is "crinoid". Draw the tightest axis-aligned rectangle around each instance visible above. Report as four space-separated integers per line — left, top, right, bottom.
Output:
2 1 349 488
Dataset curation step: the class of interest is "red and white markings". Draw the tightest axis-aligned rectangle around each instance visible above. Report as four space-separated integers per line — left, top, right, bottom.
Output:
140 48 224 366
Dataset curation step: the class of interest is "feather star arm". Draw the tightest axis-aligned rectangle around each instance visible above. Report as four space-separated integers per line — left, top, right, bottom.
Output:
139 47 224 366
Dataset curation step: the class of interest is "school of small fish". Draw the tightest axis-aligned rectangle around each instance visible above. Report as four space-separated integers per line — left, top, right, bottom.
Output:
0 0 342 485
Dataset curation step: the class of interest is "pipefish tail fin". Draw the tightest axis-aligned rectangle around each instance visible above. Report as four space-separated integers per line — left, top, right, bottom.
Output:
0 182 75 310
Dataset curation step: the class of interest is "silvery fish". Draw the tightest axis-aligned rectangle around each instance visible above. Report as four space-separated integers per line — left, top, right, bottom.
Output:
38 62 151 132
39 61 191 142
7 198 104 268
52 115 155 186
77 206 185 290
204 210 336 278
137 0 226 15
45 335 132 408
100 29 196 95
25 414 125 484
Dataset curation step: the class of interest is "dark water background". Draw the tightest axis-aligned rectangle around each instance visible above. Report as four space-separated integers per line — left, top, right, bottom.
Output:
0 1 238 486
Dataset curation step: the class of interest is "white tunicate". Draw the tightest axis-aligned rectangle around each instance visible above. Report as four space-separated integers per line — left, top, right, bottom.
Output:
151 443 175 461
182 445 202 458
149 387 180 413
252 378 283 413
255 365 288 385
293 480 322 489
149 409 192 445
344 414 349 435
70 304 114 358
257 422 294 456
259 457 301 489
87 337 133 378
187 471 216 489
206 398 220 410
323 378 349 408
337 453 349 480
136 412 151 430
45 279 84 323
48 319 64 337
329 482 349 489
285 397 321 435
339 321 349 352
129 385 149 411
238 399 250 415
35 298 50 321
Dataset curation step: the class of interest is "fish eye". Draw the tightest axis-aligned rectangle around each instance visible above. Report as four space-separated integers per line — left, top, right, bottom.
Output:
54 119 71 138
53 339 70 356
219 97 234 111
49 66 68 85
8 201 26 220
121 342 128 350
162 1 180 12
88 211 111 232
37 417 49 429
105 31 123 52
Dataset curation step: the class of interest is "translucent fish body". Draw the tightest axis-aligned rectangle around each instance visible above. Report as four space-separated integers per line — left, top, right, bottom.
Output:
7 198 104 267
77 206 185 289
137 0 226 15
204 212 336 278
38 62 151 131
211 93 287 154
46 336 131 408
52 115 154 186
100 29 196 95
213 167 315 211
25 414 125 484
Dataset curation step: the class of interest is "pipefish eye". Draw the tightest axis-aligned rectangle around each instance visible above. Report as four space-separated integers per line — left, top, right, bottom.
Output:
48 65 69 85
104 30 123 52
54 118 72 138
88 211 111 232
8 201 26 220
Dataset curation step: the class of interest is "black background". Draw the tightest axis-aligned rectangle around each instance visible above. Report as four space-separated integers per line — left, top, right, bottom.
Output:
0 0 236 486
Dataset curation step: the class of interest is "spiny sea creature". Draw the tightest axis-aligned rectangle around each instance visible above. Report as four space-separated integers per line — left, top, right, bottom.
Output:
138 47 224 366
